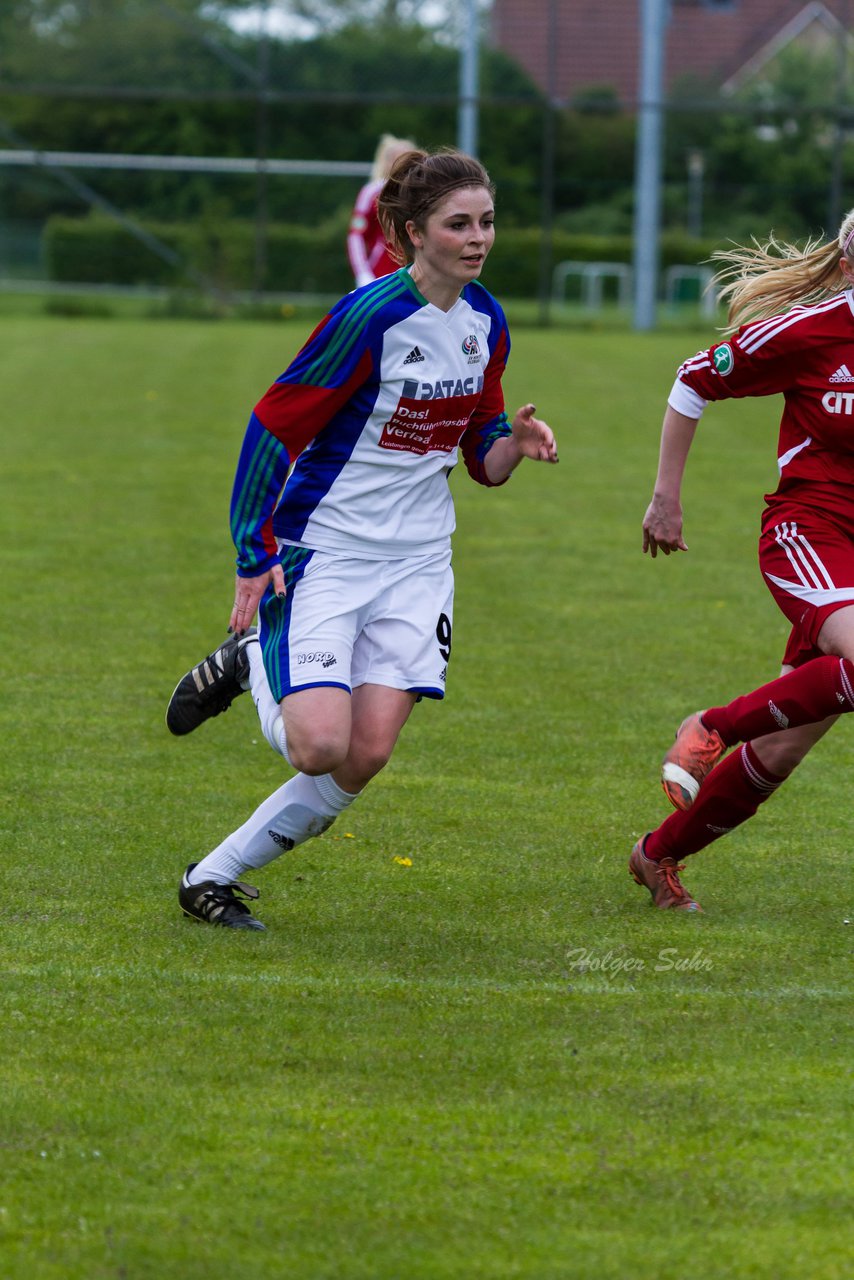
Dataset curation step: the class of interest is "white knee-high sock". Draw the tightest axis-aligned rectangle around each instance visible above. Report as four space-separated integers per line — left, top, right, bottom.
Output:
247 640 290 761
188 771 361 885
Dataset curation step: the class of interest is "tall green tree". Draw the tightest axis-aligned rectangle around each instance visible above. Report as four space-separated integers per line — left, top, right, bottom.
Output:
664 42 854 241
0 9 543 227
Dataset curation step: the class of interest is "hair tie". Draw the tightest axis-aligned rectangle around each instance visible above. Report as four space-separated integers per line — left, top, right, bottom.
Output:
843 226 854 257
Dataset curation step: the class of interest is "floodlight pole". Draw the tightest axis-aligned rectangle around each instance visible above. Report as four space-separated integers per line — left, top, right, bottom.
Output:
458 0 479 155
827 0 849 233
254 0 271 297
633 0 670 331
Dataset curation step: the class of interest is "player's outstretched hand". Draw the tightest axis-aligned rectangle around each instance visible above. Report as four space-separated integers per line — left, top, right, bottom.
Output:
511 403 558 464
642 493 688 557
230 562 286 636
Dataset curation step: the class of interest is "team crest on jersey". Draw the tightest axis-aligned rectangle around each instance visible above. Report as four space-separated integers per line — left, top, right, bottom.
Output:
462 334 481 363
713 343 734 376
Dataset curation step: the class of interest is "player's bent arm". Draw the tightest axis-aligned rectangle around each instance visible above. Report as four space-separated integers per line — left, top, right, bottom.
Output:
653 403 699 497
482 432 521 483
483 404 558 483
230 412 292 576
643 402 700 557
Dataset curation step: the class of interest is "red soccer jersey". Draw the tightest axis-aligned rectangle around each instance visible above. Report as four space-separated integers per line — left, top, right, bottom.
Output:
671 291 854 526
347 179 398 287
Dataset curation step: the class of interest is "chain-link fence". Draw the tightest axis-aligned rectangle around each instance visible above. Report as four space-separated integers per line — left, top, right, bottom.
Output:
1 2 851 322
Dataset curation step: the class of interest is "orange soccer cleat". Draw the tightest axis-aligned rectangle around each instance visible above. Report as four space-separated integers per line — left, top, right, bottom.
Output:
628 839 702 912
661 711 726 811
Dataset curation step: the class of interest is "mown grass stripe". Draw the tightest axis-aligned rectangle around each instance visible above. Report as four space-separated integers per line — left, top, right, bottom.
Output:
5 962 850 1001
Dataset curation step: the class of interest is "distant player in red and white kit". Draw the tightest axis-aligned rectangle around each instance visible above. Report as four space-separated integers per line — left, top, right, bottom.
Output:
630 210 854 912
166 147 558 930
347 134 414 288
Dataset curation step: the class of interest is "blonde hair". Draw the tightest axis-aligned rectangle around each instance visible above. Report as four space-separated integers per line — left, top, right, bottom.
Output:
371 133 417 182
712 208 854 327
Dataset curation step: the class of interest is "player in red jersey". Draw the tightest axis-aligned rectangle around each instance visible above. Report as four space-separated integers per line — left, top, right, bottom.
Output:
629 209 854 911
347 134 415 287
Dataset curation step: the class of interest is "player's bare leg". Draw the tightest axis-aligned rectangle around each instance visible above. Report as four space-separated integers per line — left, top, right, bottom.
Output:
662 608 854 809
179 684 416 930
749 715 837 775
332 684 418 792
634 710 837 913
816 603 854 663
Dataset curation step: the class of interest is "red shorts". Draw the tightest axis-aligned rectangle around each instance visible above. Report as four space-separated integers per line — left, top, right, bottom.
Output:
760 506 854 668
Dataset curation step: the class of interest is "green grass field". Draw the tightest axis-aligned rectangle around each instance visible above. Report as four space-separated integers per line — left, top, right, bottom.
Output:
2 311 851 1279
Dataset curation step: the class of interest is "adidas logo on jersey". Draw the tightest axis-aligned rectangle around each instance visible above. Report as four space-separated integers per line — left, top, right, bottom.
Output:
403 346 425 365
829 363 854 383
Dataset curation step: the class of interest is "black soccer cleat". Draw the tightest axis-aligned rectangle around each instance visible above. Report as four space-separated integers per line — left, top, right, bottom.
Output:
166 628 257 736
179 864 266 931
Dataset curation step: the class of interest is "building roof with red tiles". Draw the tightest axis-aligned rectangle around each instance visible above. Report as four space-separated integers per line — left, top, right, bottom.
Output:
488 0 853 103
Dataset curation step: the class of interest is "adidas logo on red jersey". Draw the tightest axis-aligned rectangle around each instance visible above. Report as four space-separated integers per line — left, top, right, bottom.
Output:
829 363 854 383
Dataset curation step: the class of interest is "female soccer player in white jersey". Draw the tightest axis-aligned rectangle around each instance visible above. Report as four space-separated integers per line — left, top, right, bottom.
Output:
630 209 854 912
167 147 559 930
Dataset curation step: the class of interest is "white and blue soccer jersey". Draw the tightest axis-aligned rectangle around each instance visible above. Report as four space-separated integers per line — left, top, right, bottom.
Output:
230 268 513 575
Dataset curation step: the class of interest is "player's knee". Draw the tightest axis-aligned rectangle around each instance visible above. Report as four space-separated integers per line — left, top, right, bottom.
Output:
349 742 394 783
288 735 348 777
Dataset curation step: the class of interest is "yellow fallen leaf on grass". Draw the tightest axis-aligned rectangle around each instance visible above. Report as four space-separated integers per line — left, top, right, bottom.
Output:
393 856 412 867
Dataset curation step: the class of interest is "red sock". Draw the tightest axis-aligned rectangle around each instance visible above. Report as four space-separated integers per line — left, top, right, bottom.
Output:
645 743 785 862
702 655 854 746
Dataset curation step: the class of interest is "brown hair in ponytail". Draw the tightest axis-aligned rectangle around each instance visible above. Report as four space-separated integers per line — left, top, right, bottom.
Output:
377 148 495 266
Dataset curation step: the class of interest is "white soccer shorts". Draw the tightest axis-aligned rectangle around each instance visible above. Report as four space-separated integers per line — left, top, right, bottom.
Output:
258 545 454 702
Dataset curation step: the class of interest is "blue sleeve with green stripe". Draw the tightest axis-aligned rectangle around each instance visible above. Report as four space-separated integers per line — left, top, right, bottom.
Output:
229 276 412 576
230 411 291 577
